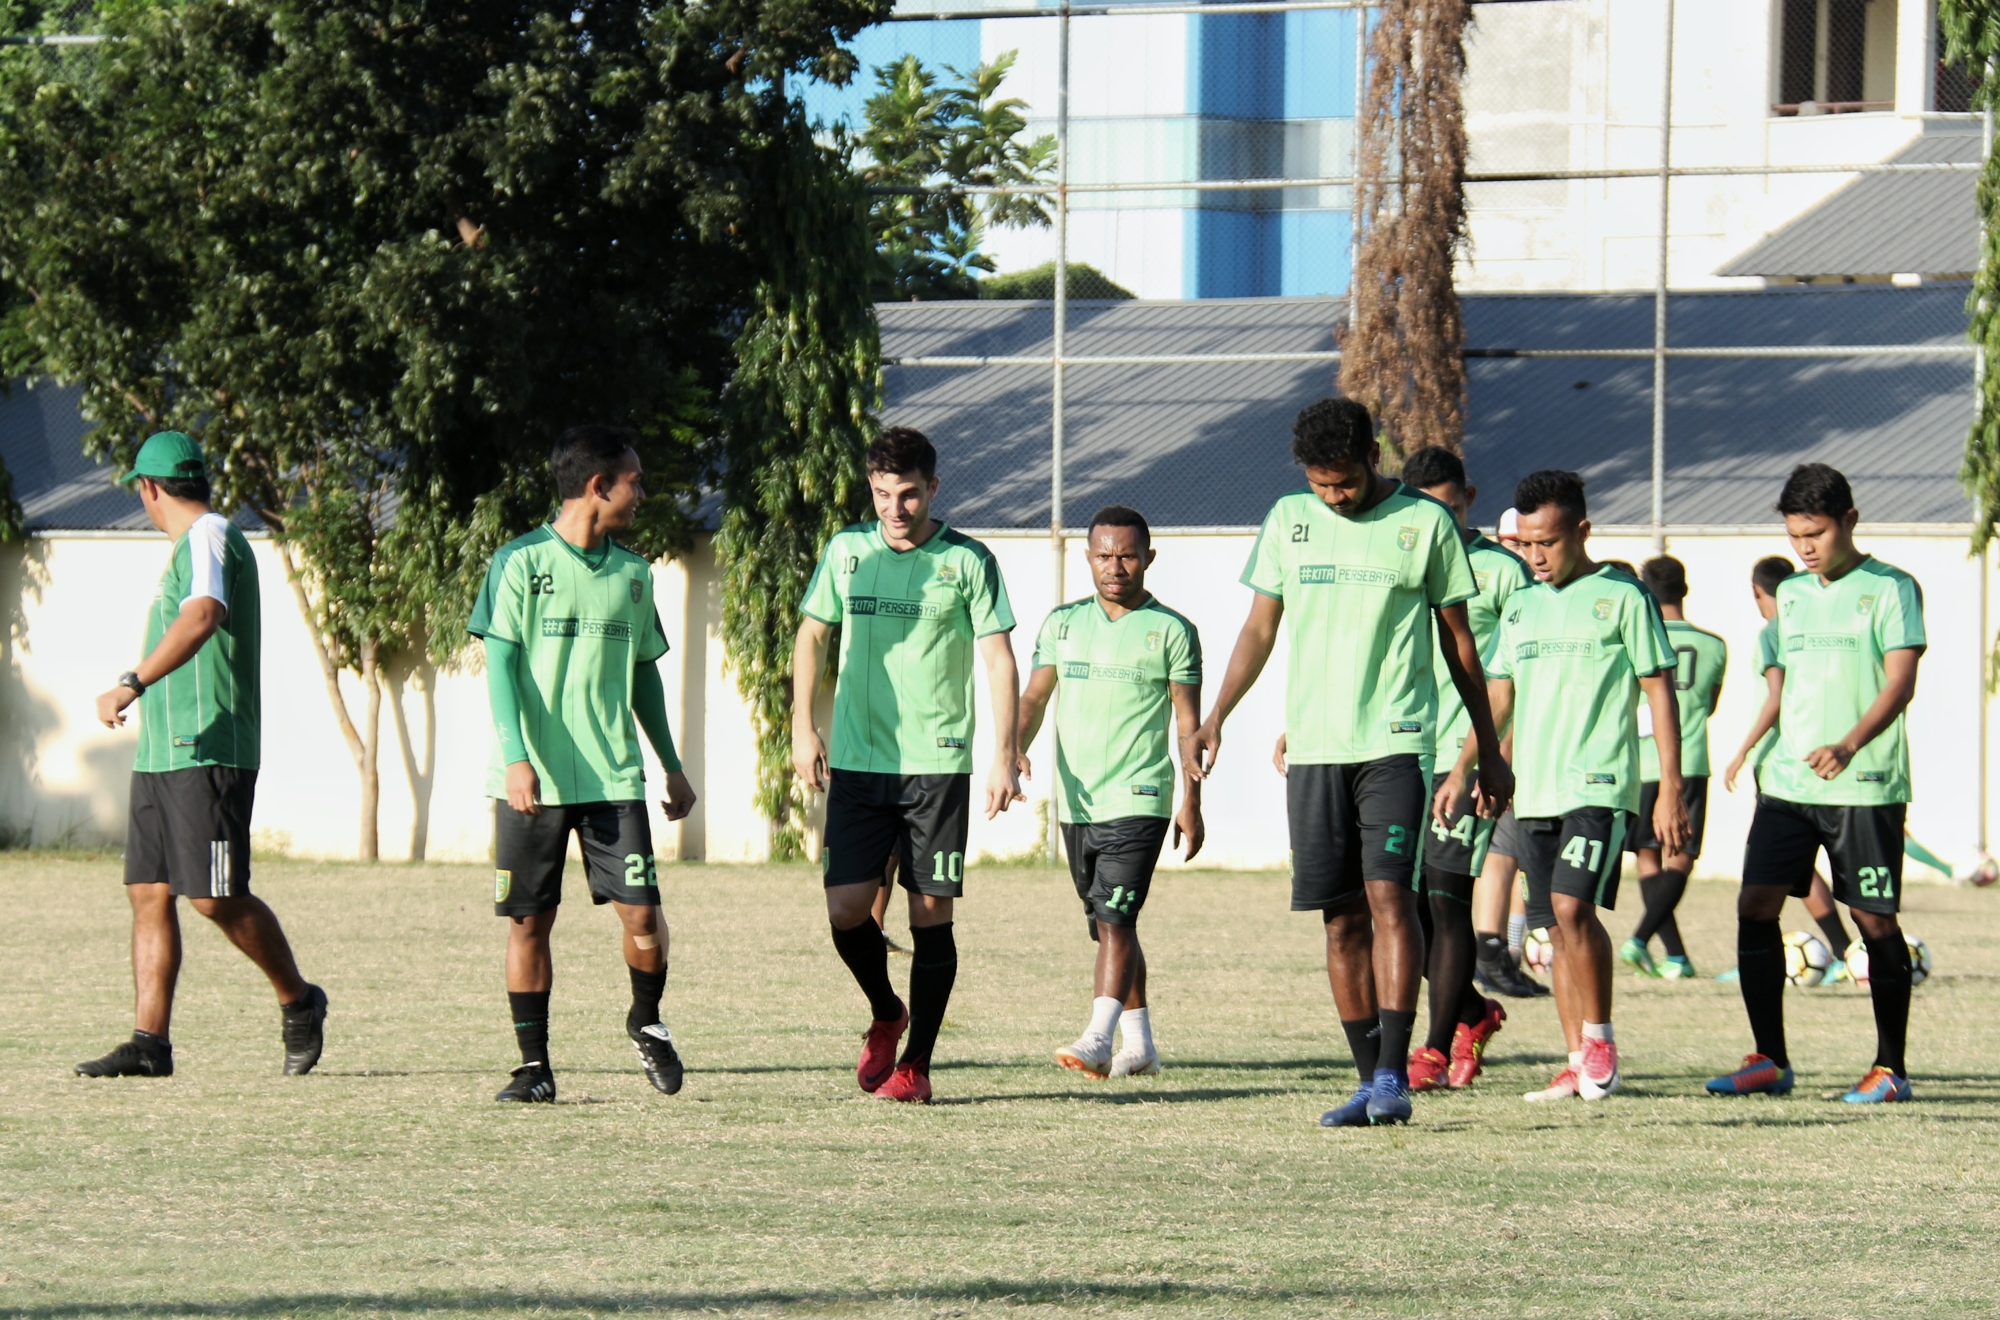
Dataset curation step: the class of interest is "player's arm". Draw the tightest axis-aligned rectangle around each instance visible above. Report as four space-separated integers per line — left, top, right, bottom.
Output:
1807 647 1920 780
1015 664 1058 781
486 636 540 815
979 629 1024 819
633 659 696 822
1432 602 1512 822
95 598 225 728
1187 592 1282 779
1724 664 1782 793
790 615 834 791
1640 670 1689 851
1171 680 1204 860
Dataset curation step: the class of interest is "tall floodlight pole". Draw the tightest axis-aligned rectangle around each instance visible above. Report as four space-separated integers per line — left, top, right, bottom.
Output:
1048 0 1071 865
1650 0 1674 554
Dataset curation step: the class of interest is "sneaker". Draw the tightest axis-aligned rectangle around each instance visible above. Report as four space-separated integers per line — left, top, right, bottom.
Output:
1448 998 1506 1088
1319 1084 1374 1127
281 984 329 1076
1366 1068 1412 1125
1407 1045 1450 1092
75 1037 173 1078
1477 957 1552 999
1618 938 1660 977
1659 955 1697 980
1841 1065 1913 1104
1055 1033 1114 1080
1108 1045 1161 1077
857 1002 909 1093
874 1062 932 1103
1715 966 1740 983
1821 959 1849 986
1578 1037 1620 1100
496 1063 556 1103
631 1022 684 1095
1524 1064 1580 1103
1704 1053 1794 1096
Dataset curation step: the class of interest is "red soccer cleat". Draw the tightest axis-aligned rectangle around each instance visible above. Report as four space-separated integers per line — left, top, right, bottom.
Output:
858 1003 909 1093
1407 1045 1451 1092
874 1062 932 1103
1448 997 1506 1088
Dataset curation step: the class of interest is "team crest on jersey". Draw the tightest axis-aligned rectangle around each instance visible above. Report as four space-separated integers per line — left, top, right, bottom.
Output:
1397 526 1419 551
935 565 958 584
630 578 643 604
1592 598 1613 620
1474 571 1490 592
1145 630 1163 651
1857 594 1876 615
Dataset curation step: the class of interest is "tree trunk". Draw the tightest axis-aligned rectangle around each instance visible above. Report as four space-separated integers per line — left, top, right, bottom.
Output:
386 657 437 862
277 541 380 860
358 638 381 863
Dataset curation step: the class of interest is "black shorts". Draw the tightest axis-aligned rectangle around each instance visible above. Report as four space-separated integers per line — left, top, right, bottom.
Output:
823 770 972 897
1742 795 1906 915
1424 775 1496 878
125 766 256 899
1286 755 1426 911
1519 808 1632 929
1629 776 1710 858
1063 815 1171 931
493 799 659 917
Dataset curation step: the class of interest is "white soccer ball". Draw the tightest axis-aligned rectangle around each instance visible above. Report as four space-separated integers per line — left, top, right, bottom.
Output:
1524 926 1555 974
1783 930 1832 987
1845 934 1932 988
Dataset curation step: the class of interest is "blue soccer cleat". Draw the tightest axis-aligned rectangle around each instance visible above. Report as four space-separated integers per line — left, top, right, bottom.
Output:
1319 1084 1374 1127
1841 1066 1912 1104
1366 1068 1412 1125
1704 1054 1795 1096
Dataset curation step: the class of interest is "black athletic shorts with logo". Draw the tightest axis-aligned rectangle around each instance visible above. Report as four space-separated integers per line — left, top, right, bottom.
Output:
1424 773 1496 878
823 770 972 897
1741 794 1906 915
493 799 659 917
125 766 257 899
1628 776 1710 858
1519 807 1632 930
1286 755 1427 911
1490 807 1523 862
1063 815 1172 932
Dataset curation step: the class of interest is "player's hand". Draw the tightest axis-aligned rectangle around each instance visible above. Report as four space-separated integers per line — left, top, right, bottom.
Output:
1655 780 1692 853
792 728 828 793
1271 733 1287 778
1174 798 1205 861
985 757 1024 820
1474 755 1513 819
1015 751 1033 782
1806 743 1855 780
660 769 697 822
505 760 541 816
96 684 138 729
1432 768 1467 829
1184 721 1221 781
1723 751 1745 793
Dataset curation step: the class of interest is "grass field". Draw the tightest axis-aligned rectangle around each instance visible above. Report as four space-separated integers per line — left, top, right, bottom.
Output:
3 853 1999 1319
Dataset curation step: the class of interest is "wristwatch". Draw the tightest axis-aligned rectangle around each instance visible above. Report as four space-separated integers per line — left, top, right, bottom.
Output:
117 671 146 696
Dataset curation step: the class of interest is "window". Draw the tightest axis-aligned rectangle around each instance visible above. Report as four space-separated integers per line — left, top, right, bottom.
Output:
1775 0 1898 115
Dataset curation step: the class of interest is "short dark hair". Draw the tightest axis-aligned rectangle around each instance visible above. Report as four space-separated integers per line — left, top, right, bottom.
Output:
1602 559 1638 578
1752 555 1794 596
151 476 211 504
867 426 937 481
1775 462 1854 518
1513 469 1587 524
1087 504 1150 545
551 424 639 500
1641 555 1687 604
1399 446 1466 492
1291 397 1377 470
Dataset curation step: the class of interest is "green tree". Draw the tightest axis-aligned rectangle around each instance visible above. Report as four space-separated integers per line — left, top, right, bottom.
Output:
1943 4 2000 572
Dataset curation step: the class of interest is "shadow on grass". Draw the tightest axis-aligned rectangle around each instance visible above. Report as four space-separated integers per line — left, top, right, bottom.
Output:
933 1085 1298 1106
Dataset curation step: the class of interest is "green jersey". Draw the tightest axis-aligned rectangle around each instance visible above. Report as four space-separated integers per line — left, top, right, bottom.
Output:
1431 528 1533 762
1762 556 1925 807
1243 482 1476 767
134 513 261 772
1490 563 1675 817
1031 595 1201 823
468 526 670 804
1751 617 1782 772
1640 619 1727 780
801 521 1015 775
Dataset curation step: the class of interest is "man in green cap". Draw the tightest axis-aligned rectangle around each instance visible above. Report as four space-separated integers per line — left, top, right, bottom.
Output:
76 431 327 1080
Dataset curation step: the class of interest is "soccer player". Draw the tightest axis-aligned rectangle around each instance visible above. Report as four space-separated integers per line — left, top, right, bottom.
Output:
1018 505 1202 1081
1620 556 1726 981
1187 399 1510 1128
1707 464 1926 1104
1399 447 1528 1090
470 425 697 1105
792 426 1022 1105
78 431 327 1080
1474 470 1685 1103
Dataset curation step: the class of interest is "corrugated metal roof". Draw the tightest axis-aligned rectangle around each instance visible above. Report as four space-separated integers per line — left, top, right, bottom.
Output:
1716 131 1981 279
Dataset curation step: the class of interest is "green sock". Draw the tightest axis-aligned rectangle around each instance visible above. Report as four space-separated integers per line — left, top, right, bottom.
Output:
1904 836 1953 876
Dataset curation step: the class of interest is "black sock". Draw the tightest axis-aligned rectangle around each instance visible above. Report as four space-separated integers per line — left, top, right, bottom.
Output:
1737 918 1787 1070
831 919 903 1022
1817 910 1855 960
509 990 550 1069
1376 1008 1417 1077
1458 974 1487 1029
1657 912 1686 960
1414 892 1435 969
1422 875 1477 1052
1862 932 1912 1077
1476 932 1509 967
627 964 668 1035
132 1028 171 1053
1340 1017 1381 1082
901 922 958 1071
1633 869 1689 952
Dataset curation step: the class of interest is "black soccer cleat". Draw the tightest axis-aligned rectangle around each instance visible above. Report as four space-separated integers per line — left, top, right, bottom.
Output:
631 1023 684 1095
76 1037 174 1078
496 1063 557 1103
1477 957 1551 999
281 983 330 1075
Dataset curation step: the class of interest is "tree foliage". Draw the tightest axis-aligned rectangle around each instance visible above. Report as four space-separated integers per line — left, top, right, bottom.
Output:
1941 3 2000 558
1340 0 1470 458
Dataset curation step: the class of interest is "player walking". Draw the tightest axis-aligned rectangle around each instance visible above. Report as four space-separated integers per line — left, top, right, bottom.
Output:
793 427 1022 1105
1707 464 1926 1103
1620 557 1726 981
470 425 697 1104
78 431 327 1079
1472 471 1685 1103
1017 506 1203 1081
1188 399 1510 1127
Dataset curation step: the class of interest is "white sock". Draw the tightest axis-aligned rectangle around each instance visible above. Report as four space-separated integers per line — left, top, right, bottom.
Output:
1119 1006 1154 1055
1084 996 1122 1044
1583 1021 1614 1043
1568 1050 1583 1068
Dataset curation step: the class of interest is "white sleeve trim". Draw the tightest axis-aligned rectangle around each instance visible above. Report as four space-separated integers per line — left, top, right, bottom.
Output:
183 513 231 614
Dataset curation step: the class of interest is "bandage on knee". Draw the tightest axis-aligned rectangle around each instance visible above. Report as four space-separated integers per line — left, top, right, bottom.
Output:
633 933 659 950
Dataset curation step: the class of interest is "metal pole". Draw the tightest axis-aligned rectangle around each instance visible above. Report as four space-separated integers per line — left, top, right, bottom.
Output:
1350 0 1366 310
1980 60 1994 854
1650 0 1674 555
1047 0 1071 866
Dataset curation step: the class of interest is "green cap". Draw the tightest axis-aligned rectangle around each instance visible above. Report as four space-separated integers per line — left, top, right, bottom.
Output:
120 431 207 485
